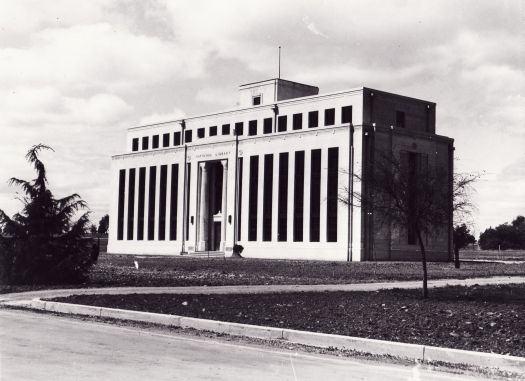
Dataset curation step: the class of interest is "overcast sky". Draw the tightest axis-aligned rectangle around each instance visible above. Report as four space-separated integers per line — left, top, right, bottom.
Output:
0 0 523 235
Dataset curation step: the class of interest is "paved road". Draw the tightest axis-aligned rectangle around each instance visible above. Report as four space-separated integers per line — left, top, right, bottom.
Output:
0 309 488 381
2 275 525 303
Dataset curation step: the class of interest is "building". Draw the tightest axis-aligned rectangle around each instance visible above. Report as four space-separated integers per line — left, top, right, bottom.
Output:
108 78 454 261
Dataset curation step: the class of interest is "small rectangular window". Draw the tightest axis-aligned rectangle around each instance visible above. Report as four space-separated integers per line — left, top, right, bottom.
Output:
152 135 159 149
184 130 192 143
396 111 405 128
132 138 139 152
292 113 302 130
162 133 170 147
252 95 262 106
263 118 272 134
222 124 230 135
174 131 181 146
209 126 217 136
324 108 335 126
341 106 352 124
308 111 318 128
277 115 287 132
142 136 149 150
248 120 257 136
197 128 205 139
235 122 244 136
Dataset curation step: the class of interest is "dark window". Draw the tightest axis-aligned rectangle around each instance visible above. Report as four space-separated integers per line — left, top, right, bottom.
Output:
197 128 205 139
263 154 273 241
117 169 126 240
169 164 179 240
152 135 159 149
248 156 259 241
310 149 321 242
162 133 169 147
327 147 339 242
235 122 244 136
263 118 272 134
248 120 257 136
184 130 192 143
127 168 136 240
252 95 262 106
236 158 243 241
132 138 139 152
293 151 305 241
324 108 335 126
137 167 146 240
278 152 289 241
396 111 405 128
222 124 230 135
292 113 302 130
148 166 157 240
174 131 181 146
308 111 319 128
158 165 167 240
277 115 287 132
341 106 352 124
185 164 191 240
209 126 217 136
407 152 417 244
142 136 149 150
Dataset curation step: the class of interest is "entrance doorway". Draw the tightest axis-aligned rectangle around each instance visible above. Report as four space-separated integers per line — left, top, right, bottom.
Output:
197 160 228 251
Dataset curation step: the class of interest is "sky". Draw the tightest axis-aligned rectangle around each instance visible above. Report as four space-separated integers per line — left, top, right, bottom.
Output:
0 0 523 236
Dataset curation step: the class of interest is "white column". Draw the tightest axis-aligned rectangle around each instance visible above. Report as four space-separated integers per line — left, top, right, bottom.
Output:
221 160 228 250
197 162 208 251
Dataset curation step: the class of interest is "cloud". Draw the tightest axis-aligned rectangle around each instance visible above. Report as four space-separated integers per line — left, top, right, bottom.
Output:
139 108 186 125
302 16 328 39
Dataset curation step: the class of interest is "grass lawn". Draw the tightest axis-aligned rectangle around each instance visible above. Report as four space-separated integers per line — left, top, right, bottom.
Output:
49 284 525 357
461 249 525 262
1 253 525 294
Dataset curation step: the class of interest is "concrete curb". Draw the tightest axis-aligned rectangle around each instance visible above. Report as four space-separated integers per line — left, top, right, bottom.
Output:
4 299 524 374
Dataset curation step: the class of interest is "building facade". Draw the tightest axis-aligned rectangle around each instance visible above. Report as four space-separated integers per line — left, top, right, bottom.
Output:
108 78 454 261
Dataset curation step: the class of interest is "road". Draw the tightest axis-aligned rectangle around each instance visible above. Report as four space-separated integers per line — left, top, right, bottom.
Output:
0 309 488 381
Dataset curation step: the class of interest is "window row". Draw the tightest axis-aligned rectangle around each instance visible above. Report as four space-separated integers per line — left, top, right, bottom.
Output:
242 147 339 243
131 106 352 151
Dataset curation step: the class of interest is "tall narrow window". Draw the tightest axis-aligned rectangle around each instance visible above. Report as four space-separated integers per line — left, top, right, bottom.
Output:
248 120 257 136
327 147 339 242
396 111 405 128
236 158 243 241
137 167 146 240
142 136 149 150
292 113 302 130
324 108 335 126
185 163 191 240
235 122 243 135
184 130 192 143
310 149 321 242
263 118 272 134
158 165 167 240
174 131 181 146
162 133 170 147
169 164 179 240
148 166 157 240
308 111 319 128
132 138 139 152
277 115 287 132
341 106 352 124
152 135 159 149
248 156 259 241
262 154 273 241
277 152 289 241
293 151 305 241
222 124 230 135
127 168 136 240
117 169 126 240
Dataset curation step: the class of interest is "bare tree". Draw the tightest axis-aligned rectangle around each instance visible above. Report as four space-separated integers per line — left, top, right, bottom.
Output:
341 151 477 298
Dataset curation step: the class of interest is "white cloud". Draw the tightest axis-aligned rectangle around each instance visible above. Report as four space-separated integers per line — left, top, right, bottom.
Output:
139 108 186 125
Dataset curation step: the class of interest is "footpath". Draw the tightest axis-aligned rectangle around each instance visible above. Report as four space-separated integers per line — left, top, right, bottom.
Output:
1 275 524 375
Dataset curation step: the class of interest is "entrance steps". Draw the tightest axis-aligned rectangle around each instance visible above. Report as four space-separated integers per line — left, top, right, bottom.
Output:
181 251 225 258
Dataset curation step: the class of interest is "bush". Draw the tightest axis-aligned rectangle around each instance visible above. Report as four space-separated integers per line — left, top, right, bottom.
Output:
0 144 95 285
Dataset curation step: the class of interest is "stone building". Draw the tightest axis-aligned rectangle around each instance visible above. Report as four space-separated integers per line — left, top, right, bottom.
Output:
108 78 454 261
